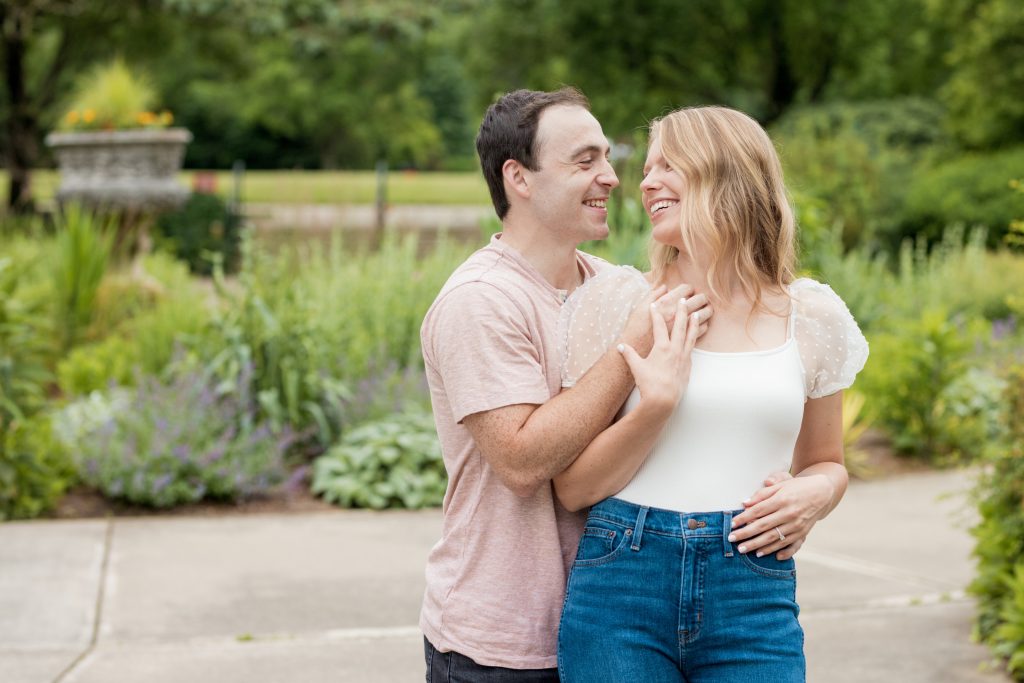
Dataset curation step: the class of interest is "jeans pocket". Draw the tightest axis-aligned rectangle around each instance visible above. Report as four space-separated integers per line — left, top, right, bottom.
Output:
738 550 797 579
572 519 630 567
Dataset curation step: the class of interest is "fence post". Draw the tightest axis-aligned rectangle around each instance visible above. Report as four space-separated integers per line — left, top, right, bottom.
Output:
374 159 388 248
230 159 245 219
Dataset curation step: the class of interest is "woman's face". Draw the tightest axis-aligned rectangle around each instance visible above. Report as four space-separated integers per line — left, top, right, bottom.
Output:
640 138 685 249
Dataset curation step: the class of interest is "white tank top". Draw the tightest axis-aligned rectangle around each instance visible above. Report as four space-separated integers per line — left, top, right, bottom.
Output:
557 267 869 514
614 337 805 512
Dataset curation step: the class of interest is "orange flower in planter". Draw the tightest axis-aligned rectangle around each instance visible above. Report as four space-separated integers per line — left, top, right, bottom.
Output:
58 59 175 132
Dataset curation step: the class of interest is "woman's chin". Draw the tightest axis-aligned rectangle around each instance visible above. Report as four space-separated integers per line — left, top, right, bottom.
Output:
650 219 681 247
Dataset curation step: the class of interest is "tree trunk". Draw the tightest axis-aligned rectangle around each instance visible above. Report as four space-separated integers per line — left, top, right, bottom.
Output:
763 10 798 126
3 9 38 214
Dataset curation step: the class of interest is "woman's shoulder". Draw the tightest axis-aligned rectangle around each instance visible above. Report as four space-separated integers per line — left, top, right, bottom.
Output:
788 277 852 316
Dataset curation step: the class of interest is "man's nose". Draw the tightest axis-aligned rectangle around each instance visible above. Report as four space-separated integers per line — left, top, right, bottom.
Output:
598 159 619 189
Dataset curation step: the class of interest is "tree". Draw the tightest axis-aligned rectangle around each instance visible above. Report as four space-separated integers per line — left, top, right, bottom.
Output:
456 0 949 136
938 0 1024 149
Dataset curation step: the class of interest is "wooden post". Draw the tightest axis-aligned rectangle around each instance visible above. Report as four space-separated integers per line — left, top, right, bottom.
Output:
374 159 388 249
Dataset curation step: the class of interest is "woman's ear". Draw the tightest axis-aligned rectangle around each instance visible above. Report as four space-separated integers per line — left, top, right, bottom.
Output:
502 159 530 200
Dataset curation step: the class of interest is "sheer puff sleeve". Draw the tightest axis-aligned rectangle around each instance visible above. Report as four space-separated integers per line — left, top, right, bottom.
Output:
558 265 651 388
790 278 870 399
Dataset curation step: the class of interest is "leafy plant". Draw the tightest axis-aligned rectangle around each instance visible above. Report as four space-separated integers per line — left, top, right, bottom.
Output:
994 564 1024 678
971 365 1024 680
52 205 113 353
57 336 140 397
0 415 74 521
156 192 242 275
857 308 976 458
201 233 467 449
841 390 873 479
0 257 52 428
312 410 445 509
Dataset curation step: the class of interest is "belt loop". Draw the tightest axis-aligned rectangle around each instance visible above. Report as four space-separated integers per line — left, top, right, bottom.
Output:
722 511 734 557
631 506 649 551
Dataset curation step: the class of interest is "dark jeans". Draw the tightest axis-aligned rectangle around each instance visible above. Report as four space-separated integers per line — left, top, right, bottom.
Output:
424 637 560 682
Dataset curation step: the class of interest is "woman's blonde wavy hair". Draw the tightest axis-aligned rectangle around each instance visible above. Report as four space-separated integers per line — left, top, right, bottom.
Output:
648 106 796 311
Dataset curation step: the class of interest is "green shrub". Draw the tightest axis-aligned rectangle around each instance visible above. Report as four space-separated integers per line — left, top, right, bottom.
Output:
56 363 292 508
202 233 468 448
897 147 1024 249
51 206 113 353
312 410 445 509
156 193 241 275
0 257 52 426
57 257 212 397
0 415 75 520
57 335 140 396
772 98 948 247
856 308 979 458
971 366 1024 680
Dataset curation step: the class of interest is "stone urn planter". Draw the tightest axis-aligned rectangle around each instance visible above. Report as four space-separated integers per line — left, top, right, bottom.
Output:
44 128 192 211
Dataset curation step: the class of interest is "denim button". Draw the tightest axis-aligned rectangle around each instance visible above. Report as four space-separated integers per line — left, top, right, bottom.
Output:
687 519 698 530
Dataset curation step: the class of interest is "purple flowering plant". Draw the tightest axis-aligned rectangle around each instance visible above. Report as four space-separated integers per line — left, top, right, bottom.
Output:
69 361 295 507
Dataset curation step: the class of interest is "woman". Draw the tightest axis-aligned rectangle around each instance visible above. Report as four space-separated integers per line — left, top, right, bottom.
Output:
553 106 868 682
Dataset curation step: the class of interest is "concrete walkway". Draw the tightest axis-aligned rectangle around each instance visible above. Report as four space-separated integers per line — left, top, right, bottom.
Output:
0 469 1010 682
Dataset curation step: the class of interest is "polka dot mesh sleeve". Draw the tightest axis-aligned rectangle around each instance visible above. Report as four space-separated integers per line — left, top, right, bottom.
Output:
557 266 651 388
790 278 870 399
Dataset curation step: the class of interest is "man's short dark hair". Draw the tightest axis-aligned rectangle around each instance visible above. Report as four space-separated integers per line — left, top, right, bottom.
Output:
476 87 591 220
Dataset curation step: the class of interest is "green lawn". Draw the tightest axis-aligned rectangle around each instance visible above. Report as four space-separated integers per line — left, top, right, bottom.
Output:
1 170 491 205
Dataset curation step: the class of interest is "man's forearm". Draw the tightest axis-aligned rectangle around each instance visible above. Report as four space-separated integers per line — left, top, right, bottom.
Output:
506 347 636 494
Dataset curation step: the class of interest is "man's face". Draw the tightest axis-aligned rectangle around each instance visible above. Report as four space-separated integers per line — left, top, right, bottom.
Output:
524 105 619 244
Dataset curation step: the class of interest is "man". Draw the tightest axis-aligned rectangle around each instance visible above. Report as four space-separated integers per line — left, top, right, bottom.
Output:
419 88 709 681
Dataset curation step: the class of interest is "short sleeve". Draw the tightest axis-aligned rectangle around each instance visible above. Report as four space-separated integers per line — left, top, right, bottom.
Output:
790 278 870 399
425 282 550 422
557 266 650 388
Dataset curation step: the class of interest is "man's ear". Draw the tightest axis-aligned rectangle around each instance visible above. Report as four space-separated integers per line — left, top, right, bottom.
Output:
502 159 531 200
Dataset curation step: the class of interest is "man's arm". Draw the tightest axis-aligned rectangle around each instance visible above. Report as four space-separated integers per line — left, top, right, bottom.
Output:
464 285 708 498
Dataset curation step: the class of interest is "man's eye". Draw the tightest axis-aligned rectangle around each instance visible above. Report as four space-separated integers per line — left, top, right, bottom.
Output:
578 158 593 165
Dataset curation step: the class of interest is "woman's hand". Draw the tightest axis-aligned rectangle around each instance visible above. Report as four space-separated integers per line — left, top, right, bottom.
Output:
728 473 836 561
618 298 702 414
619 285 711 357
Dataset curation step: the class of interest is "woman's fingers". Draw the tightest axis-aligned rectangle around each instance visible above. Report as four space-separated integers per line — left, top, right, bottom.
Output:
617 342 642 375
775 538 804 561
683 311 700 354
670 297 689 344
649 303 669 348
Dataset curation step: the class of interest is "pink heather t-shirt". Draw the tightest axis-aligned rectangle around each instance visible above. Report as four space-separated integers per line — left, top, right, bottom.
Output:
420 234 607 669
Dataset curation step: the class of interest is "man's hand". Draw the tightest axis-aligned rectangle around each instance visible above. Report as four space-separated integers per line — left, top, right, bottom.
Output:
621 284 712 356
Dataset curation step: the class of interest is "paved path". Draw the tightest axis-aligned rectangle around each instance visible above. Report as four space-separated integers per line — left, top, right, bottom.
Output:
0 469 1010 682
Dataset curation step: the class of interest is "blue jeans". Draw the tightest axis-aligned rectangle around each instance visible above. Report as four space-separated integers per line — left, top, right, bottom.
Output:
558 497 804 682
424 637 560 682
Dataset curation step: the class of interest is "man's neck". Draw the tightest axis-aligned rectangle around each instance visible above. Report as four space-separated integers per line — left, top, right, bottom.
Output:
499 223 583 292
